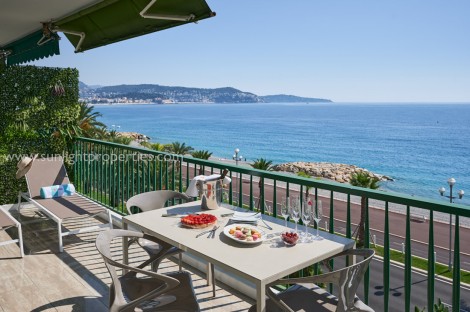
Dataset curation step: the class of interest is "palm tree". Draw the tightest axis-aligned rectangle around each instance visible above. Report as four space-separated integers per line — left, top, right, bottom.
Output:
93 126 109 139
297 171 312 198
350 171 380 247
148 142 166 152
165 141 194 155
106 136 132 145
192 150 213 174
77 102 106 137
250 158 274 208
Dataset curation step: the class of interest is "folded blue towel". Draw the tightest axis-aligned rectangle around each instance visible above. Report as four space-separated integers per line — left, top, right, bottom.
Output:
40 184 76 199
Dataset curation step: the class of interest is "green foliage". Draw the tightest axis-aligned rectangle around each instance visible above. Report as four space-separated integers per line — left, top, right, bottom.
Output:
192 150 213 174
0 65 79 204
433 299 450 312
164 141 194 155
77 102 106 136
250 158 274 171
191 150 213 160
349 171 380 190
349 170 380 247
297 171 312 197
414 299 450 312
105 135 132 145
250 158 274 207
142 141 166 151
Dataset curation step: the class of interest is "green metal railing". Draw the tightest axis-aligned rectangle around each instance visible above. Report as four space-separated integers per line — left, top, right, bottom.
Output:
74 137 470 311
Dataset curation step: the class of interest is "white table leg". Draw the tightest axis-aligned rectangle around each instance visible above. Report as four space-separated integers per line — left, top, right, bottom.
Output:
256 282 266 312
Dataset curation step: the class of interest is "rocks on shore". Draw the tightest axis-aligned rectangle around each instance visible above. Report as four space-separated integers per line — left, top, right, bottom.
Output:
117 132 151 142
272 162 393 183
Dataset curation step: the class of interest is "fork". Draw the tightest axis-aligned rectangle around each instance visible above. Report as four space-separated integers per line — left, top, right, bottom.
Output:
208 226 220 238
196 225 218 238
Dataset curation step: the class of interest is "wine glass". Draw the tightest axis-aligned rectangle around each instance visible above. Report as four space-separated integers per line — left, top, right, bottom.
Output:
222 187 230 204
290 197 300 232
302 197 312 240
313 200 323 240
264 202 272 216
261 202 271 223
281 196 289 227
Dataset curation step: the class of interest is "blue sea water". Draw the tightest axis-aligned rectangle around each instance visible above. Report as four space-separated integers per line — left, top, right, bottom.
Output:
95 103 470 205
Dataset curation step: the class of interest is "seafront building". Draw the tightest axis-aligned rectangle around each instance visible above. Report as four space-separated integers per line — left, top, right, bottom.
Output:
1 1 469 312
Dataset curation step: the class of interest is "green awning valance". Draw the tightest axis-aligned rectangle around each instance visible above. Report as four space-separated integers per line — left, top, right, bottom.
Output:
1 30 60 66
56 0 215 53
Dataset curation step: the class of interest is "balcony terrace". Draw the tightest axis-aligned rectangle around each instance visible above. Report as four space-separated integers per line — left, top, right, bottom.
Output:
0 205 254 311
1 137 470 312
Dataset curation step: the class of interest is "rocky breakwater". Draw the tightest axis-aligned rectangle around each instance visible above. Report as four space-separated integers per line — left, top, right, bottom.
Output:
117 132 151 142
272 162 393 183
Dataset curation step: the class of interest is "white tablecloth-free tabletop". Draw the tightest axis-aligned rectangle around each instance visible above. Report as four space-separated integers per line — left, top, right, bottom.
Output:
122 201 355 312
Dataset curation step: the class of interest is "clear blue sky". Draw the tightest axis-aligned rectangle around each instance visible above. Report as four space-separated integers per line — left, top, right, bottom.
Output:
32 0 470 102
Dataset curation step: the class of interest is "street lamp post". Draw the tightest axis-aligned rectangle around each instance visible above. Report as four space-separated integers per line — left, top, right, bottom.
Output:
439 177 464 270
232 148 243 205
233 148 242 166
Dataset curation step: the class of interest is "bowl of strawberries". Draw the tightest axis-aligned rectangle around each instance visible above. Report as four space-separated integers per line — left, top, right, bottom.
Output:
281 231 299 246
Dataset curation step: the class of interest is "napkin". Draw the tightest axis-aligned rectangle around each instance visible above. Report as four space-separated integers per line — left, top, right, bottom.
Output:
185 174 231 197
230 211 261 223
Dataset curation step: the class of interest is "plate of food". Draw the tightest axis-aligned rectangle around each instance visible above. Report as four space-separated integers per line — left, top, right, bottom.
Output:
181 213 217 229
223 224 265 244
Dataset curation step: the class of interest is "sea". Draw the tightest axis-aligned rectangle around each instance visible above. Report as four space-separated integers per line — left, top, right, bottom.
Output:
95 102 470 205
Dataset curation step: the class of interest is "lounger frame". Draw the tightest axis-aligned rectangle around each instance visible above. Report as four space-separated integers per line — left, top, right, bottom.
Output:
0 207 24 257
18 191 113 253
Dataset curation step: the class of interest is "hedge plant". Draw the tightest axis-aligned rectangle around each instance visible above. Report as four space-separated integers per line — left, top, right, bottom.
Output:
0 65 79 204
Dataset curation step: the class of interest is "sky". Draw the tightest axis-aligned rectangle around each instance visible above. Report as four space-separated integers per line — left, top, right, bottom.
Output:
31 0 470 102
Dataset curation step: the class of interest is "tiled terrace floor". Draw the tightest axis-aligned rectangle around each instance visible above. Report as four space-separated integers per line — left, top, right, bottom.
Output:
0 206 254 312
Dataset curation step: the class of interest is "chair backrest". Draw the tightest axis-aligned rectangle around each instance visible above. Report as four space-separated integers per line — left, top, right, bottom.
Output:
126 190 191 215
328 249 375 311
96 229 140 310
25 157 69 198
95 229 180 312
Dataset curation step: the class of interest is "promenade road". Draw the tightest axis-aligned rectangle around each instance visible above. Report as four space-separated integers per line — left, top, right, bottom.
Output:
183 165 470 271
183 164 470 309
227 173 470 271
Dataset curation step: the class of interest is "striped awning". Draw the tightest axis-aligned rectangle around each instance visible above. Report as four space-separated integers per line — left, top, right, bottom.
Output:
56 0 215 53
1 30 60 66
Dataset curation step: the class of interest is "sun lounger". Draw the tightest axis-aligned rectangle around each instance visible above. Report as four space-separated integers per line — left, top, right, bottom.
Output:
18 157 112 252
0 207 24 257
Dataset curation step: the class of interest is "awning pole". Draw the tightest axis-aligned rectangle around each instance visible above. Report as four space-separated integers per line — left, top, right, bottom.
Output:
54 28 86 52
140 0 196 21
0 50 11 70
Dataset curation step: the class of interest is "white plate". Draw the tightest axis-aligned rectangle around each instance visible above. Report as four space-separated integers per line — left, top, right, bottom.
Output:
223 224 265 245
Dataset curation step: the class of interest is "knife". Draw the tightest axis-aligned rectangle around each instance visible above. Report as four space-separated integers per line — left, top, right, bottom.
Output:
162 213 195 218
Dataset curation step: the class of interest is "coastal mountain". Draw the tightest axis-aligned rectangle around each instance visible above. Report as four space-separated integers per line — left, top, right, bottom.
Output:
79 82 332 104
259 94 332 103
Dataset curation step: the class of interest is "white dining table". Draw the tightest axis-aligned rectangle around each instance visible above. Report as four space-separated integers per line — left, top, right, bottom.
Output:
122 201 355 312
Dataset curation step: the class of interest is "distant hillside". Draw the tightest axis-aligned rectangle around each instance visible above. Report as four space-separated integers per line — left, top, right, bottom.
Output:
260 94 332 103
79 82 332 104
80 82 259 104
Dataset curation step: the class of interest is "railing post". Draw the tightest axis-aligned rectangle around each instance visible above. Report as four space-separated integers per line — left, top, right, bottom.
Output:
249 175 253 210
346 194 351 239
384 201 390 312
405 205 411 312
273 180 277 217
427 210 435 312
239 173 243 207
364 197 370 304
329 190 334 294
452 215 460 311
